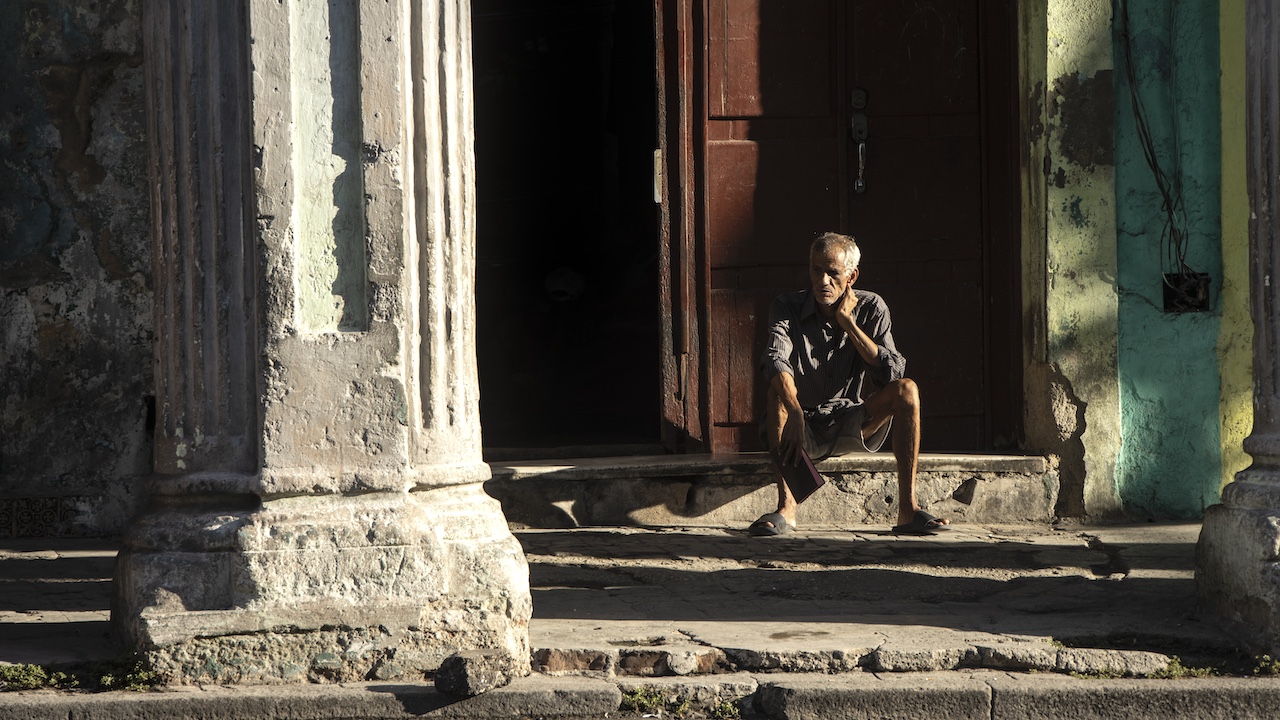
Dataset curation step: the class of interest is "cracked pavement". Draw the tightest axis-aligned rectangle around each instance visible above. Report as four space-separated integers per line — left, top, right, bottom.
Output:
0 522 1240 678
521 522 1238 675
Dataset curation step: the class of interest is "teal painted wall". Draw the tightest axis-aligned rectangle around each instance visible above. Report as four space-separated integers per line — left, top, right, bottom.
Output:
1113 0 1222 517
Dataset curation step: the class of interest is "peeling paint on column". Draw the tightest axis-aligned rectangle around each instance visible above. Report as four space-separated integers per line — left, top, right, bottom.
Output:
1049 69 1115 170
1042 0 1123 519
1025 362 1090 518
290 0 368 333
1063 196 1090 228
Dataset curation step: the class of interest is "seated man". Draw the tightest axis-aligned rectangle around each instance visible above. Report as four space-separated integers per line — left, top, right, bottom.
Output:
750 232 949 536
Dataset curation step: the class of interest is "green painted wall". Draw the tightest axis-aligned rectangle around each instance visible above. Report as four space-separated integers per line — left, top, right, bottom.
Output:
1113 0 1222 517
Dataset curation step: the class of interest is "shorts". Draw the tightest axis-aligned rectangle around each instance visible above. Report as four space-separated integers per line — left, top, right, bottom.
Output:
803 401 891 460
761 398 892 462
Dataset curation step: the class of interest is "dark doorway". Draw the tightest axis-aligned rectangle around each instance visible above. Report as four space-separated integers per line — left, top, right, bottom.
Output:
472 0 661 455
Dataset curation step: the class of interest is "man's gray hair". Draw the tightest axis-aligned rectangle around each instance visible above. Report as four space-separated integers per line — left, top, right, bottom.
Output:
811 232 861 272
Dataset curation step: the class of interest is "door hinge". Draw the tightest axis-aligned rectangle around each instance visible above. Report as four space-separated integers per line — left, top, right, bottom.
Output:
653 148 663 204
677 352 688 401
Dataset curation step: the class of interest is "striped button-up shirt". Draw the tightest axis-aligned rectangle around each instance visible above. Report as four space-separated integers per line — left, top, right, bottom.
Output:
760 289 906 410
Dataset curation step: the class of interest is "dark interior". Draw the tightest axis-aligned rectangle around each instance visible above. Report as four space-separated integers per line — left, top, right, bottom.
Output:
472 0 660 454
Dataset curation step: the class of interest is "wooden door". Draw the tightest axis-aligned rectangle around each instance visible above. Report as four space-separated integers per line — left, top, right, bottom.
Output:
696 0 1018 452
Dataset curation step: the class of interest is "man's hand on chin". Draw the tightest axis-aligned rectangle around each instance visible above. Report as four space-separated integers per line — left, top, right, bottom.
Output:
836 289 859 324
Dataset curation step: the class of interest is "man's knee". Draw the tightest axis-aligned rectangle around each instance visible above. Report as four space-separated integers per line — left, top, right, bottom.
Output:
891 378 919 411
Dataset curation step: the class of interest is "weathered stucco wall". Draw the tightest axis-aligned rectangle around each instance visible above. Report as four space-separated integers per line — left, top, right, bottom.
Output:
0 1 150 536
1042 0 1123 518
1217 0 1253 492
1113 0 1223 518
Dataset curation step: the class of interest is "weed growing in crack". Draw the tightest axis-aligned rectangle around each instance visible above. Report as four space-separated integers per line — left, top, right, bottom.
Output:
1254 654 1280 676
0 657 158 692
1152 656 1217 679
710 698 742 719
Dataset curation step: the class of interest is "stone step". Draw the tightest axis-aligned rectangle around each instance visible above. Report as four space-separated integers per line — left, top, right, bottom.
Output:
513 522 1239 685
486 452 1058 528
527 623 1180 680
5 672 1280 720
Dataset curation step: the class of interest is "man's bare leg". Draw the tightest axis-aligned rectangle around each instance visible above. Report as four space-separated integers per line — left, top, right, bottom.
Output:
763 386 799 531
861 378 945 527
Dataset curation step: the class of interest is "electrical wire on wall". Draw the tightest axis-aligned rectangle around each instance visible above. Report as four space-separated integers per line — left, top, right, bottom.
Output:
1116 0 1209 312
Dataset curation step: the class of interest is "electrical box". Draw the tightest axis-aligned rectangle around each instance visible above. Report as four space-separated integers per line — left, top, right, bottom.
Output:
1162 272 1211 313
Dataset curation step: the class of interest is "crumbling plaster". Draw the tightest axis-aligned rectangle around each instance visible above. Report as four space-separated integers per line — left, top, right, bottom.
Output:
1040 0 1123 518
0 0 149 535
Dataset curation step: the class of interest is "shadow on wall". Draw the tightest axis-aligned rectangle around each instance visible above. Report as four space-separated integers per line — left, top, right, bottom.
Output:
1024 361 1088 519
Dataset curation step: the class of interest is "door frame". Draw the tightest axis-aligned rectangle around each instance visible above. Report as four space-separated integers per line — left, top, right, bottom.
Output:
656 0 705 452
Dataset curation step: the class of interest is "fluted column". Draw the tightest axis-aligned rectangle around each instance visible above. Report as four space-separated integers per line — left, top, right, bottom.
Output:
114 0 530 684
1195 0 1280 656
146 0 258 481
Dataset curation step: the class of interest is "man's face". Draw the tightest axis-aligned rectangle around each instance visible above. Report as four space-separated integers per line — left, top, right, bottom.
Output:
809 246 857 307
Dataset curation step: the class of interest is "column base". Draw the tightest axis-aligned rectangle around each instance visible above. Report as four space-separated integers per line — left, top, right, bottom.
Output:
1195 500 1280 656
113 480 531 684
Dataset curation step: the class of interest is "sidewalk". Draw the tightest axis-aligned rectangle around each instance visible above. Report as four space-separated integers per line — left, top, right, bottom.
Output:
4 521 1280 719
521 521 1231 674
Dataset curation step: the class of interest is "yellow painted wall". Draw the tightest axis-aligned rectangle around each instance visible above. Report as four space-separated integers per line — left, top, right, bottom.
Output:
1045 0 1123 517
1218 0 1253 488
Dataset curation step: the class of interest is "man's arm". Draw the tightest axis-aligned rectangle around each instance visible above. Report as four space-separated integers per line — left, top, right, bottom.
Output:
835 291 882 367
760 294 808 465
835 290 906 384
834 290 883 366
771 371 806 465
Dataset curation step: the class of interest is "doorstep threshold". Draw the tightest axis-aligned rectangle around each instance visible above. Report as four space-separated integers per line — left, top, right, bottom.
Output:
488 451 1047 482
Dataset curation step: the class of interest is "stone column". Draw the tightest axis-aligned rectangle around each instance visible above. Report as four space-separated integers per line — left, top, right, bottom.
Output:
1195 0 1280 656
113 0 531 683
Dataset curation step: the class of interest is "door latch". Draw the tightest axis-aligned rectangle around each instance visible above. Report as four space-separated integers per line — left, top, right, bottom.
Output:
850 113 868 142
851 88 869 193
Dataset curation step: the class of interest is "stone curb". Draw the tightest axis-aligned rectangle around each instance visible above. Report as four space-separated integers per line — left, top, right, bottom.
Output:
759 672 991 720
6 671 1280 720
0 675 621 720
533 642 1175 678
757 672 1280 720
